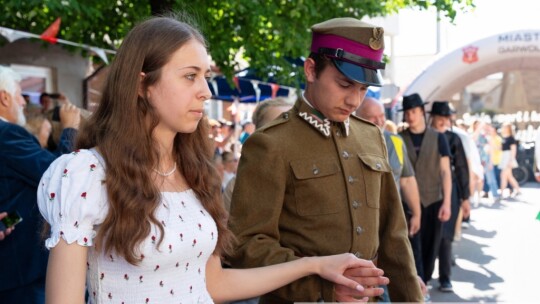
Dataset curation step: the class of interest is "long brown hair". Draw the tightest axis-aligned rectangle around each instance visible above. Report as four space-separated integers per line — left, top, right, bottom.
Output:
77 16 233 265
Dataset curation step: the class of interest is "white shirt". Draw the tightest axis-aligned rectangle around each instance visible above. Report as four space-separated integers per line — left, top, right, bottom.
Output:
37 150 217 303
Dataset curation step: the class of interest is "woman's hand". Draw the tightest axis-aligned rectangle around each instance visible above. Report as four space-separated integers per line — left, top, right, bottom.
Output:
311 253 388 302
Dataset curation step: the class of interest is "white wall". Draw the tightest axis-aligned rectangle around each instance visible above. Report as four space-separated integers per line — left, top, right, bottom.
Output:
0 39 89 108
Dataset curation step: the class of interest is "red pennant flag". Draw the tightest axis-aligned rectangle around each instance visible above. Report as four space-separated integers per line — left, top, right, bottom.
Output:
233 76 240 92
270 83 280 98
40 17 61 44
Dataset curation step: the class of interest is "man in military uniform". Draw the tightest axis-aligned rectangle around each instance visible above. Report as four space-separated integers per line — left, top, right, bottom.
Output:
228 18 423 303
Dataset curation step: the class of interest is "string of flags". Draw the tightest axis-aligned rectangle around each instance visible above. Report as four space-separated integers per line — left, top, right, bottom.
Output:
0 18 115 64
0 18 295 102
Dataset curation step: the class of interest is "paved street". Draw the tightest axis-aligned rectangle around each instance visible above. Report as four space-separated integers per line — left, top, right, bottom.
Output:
429 182 540 303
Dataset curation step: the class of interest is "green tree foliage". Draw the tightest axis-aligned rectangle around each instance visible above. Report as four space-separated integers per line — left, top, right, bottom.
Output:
0 0 474 85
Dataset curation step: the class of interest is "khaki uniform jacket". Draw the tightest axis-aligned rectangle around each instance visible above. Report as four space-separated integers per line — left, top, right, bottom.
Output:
228 98 422 303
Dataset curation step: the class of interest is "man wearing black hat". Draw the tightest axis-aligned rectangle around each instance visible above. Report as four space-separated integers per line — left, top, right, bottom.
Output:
429 101 471 292
229 18 422 303
399 93 452 288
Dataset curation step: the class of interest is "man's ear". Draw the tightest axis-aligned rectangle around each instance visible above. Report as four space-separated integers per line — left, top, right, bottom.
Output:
304 58 317 83
0 90 11 107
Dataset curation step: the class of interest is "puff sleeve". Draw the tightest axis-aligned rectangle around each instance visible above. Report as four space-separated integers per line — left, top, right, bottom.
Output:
37 149 107 249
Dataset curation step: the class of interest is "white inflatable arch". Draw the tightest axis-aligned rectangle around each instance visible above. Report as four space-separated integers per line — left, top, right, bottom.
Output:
404 29 540 103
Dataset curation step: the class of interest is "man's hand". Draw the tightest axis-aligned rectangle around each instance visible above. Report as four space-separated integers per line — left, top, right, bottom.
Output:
461 199 471 219
0 212 14 241
334 264 389 302
59 103 81 130
438 201 451 222
417 275 428 296
409 214 421 236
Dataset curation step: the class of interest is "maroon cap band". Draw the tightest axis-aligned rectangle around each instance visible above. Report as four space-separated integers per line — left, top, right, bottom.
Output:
310 32 384 62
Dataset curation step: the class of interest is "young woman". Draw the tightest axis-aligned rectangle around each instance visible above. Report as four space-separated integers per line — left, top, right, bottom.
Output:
37 16 384 304
498 122 521 198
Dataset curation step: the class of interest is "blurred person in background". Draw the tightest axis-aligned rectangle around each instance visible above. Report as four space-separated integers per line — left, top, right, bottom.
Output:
399 94 452 293
0 66 80 304
24 112 52 148
429 101 470 293
499 122 521 198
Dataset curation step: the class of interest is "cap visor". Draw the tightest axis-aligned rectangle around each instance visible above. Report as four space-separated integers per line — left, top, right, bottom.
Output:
332 59 383 87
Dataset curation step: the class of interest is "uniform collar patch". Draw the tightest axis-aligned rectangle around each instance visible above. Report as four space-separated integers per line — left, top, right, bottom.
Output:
298 95 350 137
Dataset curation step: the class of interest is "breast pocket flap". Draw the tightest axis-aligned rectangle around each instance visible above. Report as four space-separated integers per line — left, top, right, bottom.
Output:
357 154 391 173
290 159 339 180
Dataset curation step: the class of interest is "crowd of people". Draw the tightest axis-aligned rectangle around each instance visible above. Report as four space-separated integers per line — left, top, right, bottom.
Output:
0 12 534 304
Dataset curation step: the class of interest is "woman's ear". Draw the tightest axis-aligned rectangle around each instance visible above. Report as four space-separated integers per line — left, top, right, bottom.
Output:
138 72 147 98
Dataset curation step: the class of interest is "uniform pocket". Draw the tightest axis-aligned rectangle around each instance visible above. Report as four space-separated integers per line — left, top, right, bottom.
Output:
357 153 391 209
290 158 345 216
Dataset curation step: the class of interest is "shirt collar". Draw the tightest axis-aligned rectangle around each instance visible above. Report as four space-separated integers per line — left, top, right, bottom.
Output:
298 93 350 137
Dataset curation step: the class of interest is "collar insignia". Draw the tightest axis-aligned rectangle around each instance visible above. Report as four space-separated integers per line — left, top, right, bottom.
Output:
299 112 331 137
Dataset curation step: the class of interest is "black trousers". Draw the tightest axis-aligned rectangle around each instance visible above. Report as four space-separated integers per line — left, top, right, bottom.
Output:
438 237 453 284
409 200 443 283
438 183 460 283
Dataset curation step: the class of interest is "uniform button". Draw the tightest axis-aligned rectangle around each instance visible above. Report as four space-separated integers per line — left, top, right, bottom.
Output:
352 200 359 209
313 167 319 175
354 252 362 258
342 151 350 159
348 176 354 184
356 226 363 235
336 131 341 137
376 163 382 170
283 113 289 119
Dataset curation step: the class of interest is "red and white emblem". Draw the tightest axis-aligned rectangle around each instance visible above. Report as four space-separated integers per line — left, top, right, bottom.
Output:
462 45 479 64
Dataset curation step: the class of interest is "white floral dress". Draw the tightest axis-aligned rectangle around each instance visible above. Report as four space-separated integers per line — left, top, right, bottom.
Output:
37 149 217 304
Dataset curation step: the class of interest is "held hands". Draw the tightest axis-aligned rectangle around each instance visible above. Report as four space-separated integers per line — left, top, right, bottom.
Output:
317 254 388 303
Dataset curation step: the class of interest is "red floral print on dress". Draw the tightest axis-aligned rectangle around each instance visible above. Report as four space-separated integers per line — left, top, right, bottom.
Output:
49 192 55 202
124 274 129 280
159 280 164 287
192 239 197 247
169 244 172 253
139 275 143 283
72 149 80 155
84 237 88 246
90 164 96 171
154 265 160 271
62 169 68 178
74 221 79 228
81 192 87 199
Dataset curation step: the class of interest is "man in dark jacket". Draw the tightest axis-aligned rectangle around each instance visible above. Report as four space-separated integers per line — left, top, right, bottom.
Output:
0 66 80 304
429 101 471 292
